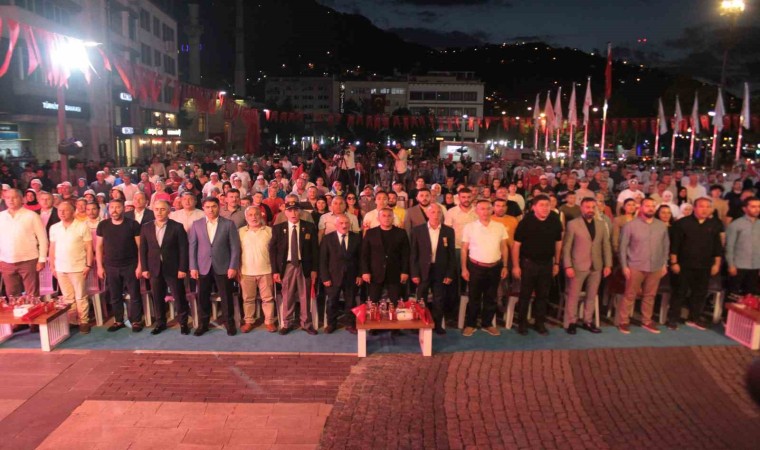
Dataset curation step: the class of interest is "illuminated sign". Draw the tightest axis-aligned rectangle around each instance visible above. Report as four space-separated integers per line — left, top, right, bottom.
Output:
121 127 134 135
41 101 82 113
166 129 181 137
145 128 164 136
119 92 133 102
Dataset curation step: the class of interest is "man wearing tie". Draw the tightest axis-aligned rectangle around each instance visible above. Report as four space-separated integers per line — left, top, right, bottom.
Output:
411 205 456 334
270 200 319 335
189 197 241 336
320 214 362 334
140 200 190 335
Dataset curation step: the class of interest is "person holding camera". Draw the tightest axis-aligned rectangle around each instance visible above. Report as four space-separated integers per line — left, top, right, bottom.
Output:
386 143 409 189
308 143 329 183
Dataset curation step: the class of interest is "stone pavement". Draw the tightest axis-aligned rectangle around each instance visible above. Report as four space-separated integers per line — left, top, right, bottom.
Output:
0 346 758 450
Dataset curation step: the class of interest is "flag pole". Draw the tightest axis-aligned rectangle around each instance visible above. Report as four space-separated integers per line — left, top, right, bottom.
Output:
534 123 539 153
568 123 574 165
735 116 744 163
600 100 608 162
582 124 588 161
670 126 677 171
653 117 660 161
689 127 696 168
544 120 550 159
711 125 719 168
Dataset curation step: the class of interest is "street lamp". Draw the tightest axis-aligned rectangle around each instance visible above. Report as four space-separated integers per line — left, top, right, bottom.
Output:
50 37 99 182
719 0 745 87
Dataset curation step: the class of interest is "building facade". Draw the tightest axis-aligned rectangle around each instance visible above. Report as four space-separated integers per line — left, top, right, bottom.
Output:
407 72 484 141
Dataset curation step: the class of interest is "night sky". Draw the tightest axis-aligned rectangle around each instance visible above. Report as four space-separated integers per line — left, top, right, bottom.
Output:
316 0 750 59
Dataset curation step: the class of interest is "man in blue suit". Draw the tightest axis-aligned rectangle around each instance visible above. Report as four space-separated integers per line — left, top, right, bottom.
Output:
189 196 241 336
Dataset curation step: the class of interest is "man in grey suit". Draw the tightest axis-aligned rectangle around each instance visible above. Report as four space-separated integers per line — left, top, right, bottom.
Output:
189 196 241 336
562 197 612 334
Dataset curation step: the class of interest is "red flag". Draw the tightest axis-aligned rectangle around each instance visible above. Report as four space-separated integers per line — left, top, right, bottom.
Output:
23 24 41 76
0 19 21 78
604 43 612 100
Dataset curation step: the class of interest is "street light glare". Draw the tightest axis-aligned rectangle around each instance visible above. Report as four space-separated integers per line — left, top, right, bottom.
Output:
51 37 95 75
720 0 745 15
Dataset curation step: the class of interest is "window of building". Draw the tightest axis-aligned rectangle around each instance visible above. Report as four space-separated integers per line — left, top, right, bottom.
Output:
436 92 450 101
449 92 463 101
409 91 422 101
422 91 436 101
154 50 162 67
153 18 161 37
141 44 152 66
163 55 175 75
128 15 136 40
463 91 478 102
139 9 150 31
391 88 405 95
162 24 175 43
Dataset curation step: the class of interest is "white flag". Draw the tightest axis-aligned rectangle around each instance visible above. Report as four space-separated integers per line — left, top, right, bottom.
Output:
582 78 592 126
713 88 725 132
553 87 563 130
691 92 700 134
658 98 668 135
567 84 578 127
674 95 683 133
533 93 541 121
741 82 750 129
544 91 555 132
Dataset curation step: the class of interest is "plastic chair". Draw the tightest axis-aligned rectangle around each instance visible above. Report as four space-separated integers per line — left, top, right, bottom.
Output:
85 270 108 326
39 263 57 300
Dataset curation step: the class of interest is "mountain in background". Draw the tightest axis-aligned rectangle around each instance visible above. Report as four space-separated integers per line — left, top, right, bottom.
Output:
177 0 744 117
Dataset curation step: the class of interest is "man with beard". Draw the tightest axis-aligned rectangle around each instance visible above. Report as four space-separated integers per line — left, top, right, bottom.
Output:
618 198 669 334
562 198 612 334
403 188 444 237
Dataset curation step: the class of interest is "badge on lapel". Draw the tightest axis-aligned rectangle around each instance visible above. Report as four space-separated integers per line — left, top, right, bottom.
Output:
443 237 448 247
305 233 311 240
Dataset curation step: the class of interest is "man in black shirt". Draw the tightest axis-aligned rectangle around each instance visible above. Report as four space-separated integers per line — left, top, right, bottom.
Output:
512 195 563 336
668 197 723 330
96 198 144 332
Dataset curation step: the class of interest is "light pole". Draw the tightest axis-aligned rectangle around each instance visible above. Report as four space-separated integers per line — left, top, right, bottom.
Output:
719 0 745 87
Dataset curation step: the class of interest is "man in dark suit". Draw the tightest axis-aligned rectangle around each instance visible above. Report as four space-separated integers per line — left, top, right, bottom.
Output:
361 207 410 303
124 192 155 225
140 199 190 335
188 196 241 336
319 213 361 334
270 199 319 335
411 205 456 334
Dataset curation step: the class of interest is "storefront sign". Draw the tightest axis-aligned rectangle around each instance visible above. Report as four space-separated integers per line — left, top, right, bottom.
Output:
145 128 164 136
121 127 134 135
166 128 181 137
119 92 133 102
41 101 82 113
0 123 19 140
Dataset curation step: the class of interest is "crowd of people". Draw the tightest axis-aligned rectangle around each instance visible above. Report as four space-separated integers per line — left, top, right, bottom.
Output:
0 144 758 338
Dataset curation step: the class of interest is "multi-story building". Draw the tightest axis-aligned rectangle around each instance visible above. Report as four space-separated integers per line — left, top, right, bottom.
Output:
264 77 338 115
0 0 178 168
407 71 484 141
341 80 408 115
0 0 108 165
108 0 179 165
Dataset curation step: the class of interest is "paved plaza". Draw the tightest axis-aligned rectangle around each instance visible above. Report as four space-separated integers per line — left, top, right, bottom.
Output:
0 344 758 450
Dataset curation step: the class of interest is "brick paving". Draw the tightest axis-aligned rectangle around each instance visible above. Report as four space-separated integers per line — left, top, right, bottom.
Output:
0 347 758 449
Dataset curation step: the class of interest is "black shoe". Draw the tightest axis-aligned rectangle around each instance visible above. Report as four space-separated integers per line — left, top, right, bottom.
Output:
303 326 318 335
435 328 447 335
666 321 678 331
131 323 144 333
278 326 291 335
194 326 209 337
107 322 126 332
324 325 336 334
226 324 237 336
150 324 167 335
180 325 191 335
566 324 577 335
517 324 529 336
581 322 602 334
535 324 549 336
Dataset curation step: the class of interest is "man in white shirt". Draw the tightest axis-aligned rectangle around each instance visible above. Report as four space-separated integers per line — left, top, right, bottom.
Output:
118 174 140 201
49 201 93 333
318 196 361 241
170 192 205 232
685 173 707 203
362 190 400 233
202 172 224 198
460 200 508 337
0 188 48 300
233 162 252 190
616 178 643 214
239 206 276 333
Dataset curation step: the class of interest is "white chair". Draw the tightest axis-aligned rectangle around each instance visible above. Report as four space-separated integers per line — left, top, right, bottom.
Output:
85 270 108 326
504 295 533 329
557 291 601 328
123 279 153 327
39 263 57 301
